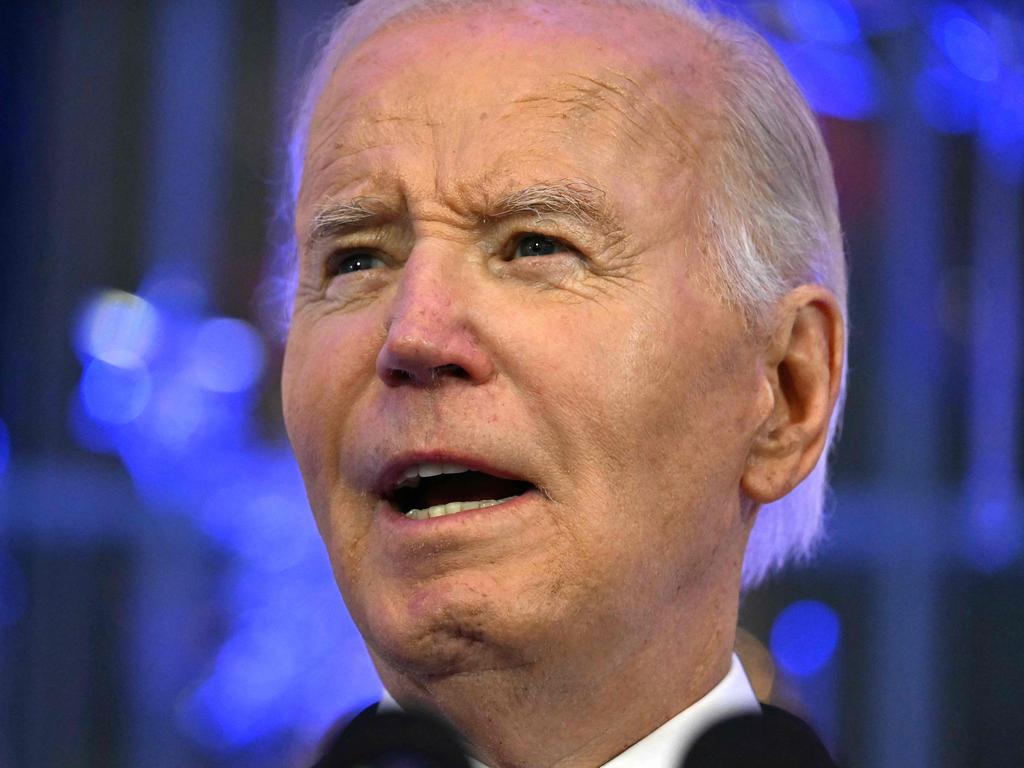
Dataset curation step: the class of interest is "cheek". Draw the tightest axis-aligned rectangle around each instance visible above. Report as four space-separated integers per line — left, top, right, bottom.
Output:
281 337 319 473
283 318 387 598
282 315 378 496
546 291 753 526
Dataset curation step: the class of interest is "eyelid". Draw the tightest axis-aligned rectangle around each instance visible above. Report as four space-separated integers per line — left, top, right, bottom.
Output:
315 225 399 260
505 210 593 242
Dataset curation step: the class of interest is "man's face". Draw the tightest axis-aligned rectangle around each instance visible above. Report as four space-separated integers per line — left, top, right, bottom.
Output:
284 3 768 685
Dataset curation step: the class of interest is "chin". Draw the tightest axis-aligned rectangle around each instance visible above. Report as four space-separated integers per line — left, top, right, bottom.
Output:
356 574 536 680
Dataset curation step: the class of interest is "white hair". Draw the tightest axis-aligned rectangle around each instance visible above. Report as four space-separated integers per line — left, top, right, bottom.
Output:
272 0 848 589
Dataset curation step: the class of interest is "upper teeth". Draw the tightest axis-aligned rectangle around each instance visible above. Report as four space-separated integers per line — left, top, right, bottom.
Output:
395 463 470 490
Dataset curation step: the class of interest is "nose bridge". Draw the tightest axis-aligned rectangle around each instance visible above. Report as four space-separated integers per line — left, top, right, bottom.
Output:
388 247 458 334
377 245 493 386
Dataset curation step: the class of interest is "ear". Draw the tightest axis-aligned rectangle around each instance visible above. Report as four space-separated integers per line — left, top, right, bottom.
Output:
741 285 845 505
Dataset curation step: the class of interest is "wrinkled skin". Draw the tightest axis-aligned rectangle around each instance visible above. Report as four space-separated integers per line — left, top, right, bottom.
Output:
283 3 843 766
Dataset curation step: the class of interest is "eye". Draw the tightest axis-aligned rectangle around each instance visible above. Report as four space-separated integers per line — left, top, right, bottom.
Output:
327 251 387 276
512 233 568 259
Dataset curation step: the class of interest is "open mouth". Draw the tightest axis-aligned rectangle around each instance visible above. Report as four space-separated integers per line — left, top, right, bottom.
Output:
386 464 534 520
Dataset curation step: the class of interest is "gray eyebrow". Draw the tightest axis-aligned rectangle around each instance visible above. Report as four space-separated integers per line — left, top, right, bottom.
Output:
306 196 390 249
304 179 613 249
491 179 610 227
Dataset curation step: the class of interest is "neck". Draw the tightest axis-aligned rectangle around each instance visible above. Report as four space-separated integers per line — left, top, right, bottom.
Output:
376 598 738 768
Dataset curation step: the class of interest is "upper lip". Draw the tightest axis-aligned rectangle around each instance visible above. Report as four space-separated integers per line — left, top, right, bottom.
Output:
373 451 530 497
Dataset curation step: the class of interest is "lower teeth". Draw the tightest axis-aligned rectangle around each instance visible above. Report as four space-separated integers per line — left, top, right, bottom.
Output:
404 496 518 520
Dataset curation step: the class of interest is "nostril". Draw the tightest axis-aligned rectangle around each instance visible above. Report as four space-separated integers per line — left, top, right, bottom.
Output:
383 364 470 387
432 364 469 381
389 369 414 384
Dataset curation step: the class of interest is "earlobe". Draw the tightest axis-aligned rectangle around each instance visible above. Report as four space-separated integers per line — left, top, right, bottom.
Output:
741 286 844 505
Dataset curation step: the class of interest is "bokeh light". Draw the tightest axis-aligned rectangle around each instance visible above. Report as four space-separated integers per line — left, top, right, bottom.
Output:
190 318 266 394
770 600 841 677
965 499 1023 572
147 379 212 449
779 0 861 45
75 290 160 366
776 43 879 120
978 73 1024 182
79 358 153 425
931 4 1000 83
198 488 313 572
183 624 301 750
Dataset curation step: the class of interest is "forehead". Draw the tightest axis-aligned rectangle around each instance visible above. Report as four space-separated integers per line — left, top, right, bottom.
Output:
299 1 719 217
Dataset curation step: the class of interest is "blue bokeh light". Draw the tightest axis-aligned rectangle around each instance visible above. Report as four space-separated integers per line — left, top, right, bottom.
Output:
930 4 1000 83
776 43 878 120
770 599 841 677
978 73 1024 182
74 290 160 366
184 660 286 752
190 318 266 393
780 0 861 45
0 549 28 629
79 358 153 425
965 499 1023 571
198 487 313 572
210 626 298 734
147 379 211 449
0 417 10 477
180 597 381 753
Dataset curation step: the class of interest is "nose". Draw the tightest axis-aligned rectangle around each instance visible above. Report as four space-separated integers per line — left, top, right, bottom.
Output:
375 251 495 387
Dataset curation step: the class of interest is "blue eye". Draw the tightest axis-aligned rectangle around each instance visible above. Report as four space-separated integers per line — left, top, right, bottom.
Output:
328 251 386 275
514 233 565 258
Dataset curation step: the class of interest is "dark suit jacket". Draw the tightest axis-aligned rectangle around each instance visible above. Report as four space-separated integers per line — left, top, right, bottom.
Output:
313 701 839 768
682 703 839 768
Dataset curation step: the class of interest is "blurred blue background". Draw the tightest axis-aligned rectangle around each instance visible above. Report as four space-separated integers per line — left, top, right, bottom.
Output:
0 0 1021 766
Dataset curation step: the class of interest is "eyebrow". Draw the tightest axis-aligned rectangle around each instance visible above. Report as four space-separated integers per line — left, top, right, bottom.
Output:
305 178 614 248
306 197 390 249
490 179 611 228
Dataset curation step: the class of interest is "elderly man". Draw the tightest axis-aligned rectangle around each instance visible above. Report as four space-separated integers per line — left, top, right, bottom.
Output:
281 0 846 765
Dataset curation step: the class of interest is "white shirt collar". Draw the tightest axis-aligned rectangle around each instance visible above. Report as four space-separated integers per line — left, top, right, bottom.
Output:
599 654 760 768
380 654 759 768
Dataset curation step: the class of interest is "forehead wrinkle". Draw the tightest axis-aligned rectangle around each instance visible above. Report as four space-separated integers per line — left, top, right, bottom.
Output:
303 87 439 192
322 112 436 165
300 132 383 216
509 67 646 133
563 70 650 147
572 69 707 167
508 66 702 168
